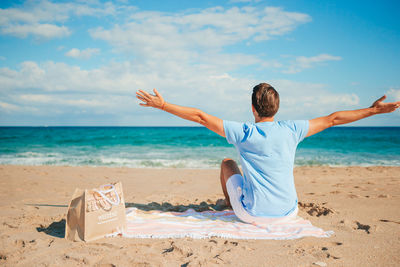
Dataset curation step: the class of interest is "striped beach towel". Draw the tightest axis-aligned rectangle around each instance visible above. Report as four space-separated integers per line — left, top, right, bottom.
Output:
122 207 333 240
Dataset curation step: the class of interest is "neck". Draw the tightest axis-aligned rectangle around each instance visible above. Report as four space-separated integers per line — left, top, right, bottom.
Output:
255 116 274 123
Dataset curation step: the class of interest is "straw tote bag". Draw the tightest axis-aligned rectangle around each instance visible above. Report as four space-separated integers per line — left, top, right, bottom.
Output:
65 182 126 241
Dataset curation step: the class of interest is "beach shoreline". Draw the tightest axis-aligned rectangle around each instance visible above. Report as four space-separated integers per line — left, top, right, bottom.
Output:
1 165 399 266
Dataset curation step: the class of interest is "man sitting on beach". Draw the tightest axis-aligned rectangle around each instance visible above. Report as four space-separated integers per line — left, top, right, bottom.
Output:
136 83 400 223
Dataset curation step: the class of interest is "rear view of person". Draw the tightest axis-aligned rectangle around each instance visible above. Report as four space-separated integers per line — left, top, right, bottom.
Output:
136 83 400 223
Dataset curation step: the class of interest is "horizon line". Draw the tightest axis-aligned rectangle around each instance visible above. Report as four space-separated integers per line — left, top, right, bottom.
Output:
0 125 399 128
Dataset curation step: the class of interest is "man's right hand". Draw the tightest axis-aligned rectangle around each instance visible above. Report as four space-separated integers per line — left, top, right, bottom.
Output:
307 95 400 137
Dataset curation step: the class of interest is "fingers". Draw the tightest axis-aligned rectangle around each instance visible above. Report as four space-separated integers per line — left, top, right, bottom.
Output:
136 89 163 108
139 90 152 99
136 94 147 102
376 95 386 102
136 91 148 100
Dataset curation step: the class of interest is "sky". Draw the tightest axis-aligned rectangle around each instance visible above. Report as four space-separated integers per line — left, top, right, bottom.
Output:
0 0 399 126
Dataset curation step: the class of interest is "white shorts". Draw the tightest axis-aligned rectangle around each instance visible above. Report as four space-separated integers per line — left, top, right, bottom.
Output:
226 174 298 224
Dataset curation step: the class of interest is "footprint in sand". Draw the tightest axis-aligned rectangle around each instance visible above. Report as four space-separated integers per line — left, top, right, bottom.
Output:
0 253 7 261
348 194 361 199
313 247 341 260
291 243 341 260
326 252 341 259
333 183 344 187
338 219 372 234
162 241 194 258
14 239 25 248
355 221 371 234
298 202 334 217
211 241 239 264
3 222 18 229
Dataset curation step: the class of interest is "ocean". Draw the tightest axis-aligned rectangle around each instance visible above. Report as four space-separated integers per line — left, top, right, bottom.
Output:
0 126 399 168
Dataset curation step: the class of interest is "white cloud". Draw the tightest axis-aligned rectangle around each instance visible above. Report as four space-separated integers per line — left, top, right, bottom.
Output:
261 60 284 68
65 48 100 59
210 73 237 81
271 79 359 119
18 94 113 108
0 60 363 125
90 6 311 54
87 6 311 100
283 54 342 74
0 61 134 93
0 0 120 39
0 101 20 113
1 23 70 39
387 88 400 101
386 88 400 117
0 3 326 124
0 4 367 125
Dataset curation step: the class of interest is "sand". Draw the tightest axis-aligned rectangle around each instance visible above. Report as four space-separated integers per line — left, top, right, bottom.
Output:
0 165 399 266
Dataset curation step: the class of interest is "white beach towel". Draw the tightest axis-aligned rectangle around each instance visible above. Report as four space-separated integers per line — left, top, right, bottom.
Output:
122 207 333 240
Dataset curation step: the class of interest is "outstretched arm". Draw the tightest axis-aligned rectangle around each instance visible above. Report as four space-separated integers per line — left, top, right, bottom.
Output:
307 95 400 137
136 89 225 137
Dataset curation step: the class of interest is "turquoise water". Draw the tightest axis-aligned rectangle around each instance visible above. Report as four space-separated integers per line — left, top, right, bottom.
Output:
0 126 399 168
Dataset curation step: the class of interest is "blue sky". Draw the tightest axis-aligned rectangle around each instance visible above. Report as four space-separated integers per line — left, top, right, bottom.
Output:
0 0 399 126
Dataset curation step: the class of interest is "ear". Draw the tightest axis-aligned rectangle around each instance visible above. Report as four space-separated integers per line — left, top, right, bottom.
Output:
251 105 258 118
252 105 260 122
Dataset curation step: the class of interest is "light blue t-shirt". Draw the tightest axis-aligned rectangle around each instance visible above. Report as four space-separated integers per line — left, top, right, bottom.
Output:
223 120 309 217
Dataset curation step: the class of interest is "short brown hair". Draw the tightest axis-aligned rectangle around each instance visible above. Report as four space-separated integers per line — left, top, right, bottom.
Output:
252 83 280 118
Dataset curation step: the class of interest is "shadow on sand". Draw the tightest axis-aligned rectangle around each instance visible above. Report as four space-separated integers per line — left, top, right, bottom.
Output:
126 199 229 212
31 199 230 238
24 204 67 238
36 219 66 238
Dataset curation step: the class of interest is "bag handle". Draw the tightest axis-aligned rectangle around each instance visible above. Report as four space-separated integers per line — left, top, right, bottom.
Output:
93 184 121 206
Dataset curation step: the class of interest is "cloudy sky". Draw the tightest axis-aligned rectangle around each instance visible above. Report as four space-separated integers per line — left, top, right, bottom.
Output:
0 0 399 126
